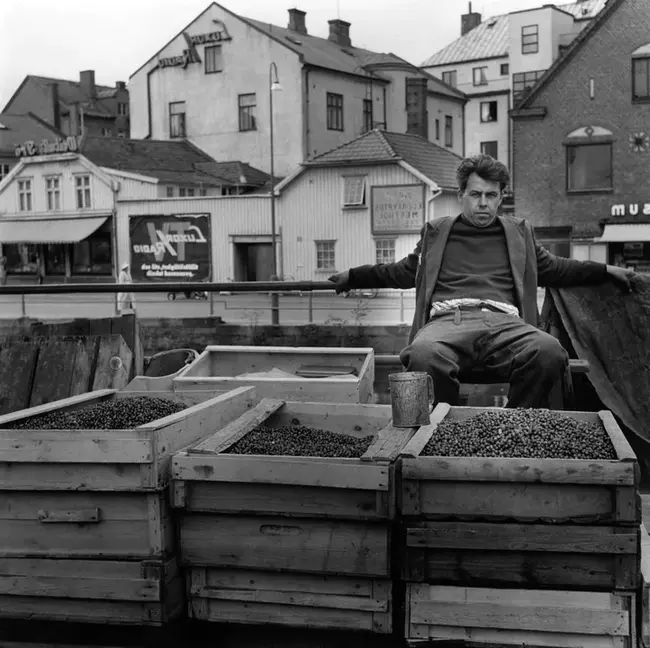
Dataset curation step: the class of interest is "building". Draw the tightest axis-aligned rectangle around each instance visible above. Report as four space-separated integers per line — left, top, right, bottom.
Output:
0 134 268 283
0 112 64 182
128 3 468 177
2 71 131 139
511 0 650 270
420 0 606 184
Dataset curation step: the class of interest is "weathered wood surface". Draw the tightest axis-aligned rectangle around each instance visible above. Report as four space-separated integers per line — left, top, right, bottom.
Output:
641 521 650 648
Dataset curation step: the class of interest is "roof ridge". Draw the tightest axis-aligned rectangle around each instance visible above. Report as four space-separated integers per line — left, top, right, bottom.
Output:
30 74 114 91
374 129 400 158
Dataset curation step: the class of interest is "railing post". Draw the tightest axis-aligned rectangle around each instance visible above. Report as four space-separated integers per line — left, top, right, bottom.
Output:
308 291 313 323
21 293 26 318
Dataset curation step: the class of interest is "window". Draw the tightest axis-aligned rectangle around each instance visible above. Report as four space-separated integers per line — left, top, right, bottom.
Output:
343 176 366 207
473 66 488 86
435 119 440 140
46 176 61 211
187 188 195 197
200 187 207 196
442 70 457 87
522 25 539 54
179 187 195 197
315 241 336 271
566 144 612 192
166 186 174 197
18 179 32 212
117 102 128 116
238 94 257 131
205 45 223 73
375 239 396 264
44 244 66 275
512 70 546 102
0 164 10 181
101 127 112 136
500 63 509 76
633 57 650 101
75 174 91 209
363 98 373 133
169 101 186 138
327 93 344 131
480 141 498 159
72 230 112 275
4 243 39 274
117 130 127 138
444 116 453 148
480 101 498 123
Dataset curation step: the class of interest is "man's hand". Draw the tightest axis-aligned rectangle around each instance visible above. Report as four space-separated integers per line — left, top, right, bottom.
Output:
328 270 351 294
606 265 638 293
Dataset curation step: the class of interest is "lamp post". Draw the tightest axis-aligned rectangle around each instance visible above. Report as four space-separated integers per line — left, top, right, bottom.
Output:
269 62 282 325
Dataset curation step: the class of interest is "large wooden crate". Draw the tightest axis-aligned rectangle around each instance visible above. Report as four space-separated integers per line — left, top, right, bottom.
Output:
0 556 183 626
405 584 637 647
173 345 375 403
187 567 392 634
397 404 641 591
172 399 417 578
0 387 255 560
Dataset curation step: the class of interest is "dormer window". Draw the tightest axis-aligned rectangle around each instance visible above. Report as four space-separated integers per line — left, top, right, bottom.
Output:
632 43 650 102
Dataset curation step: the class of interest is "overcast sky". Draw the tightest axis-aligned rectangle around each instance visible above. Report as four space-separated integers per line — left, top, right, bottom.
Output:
1 0 551 109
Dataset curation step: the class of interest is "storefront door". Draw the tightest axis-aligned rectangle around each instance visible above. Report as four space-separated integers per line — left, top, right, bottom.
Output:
234 243 274 281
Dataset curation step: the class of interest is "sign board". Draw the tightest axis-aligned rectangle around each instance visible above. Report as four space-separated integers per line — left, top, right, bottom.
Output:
15 136 81 158
158 20 232 69
611 202 650 217
371 184 426 235
129 214 211 282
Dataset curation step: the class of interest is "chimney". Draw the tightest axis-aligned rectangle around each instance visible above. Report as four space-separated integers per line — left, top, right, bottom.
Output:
328 19 351 47
80 70 96 100
288 8 307 35
116 81 126 90
50 83 61 131
461 1 482 36
405 77 428 140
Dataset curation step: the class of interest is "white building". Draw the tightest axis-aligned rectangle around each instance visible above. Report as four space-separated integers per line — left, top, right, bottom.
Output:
420 0 606 189
128 2 468 178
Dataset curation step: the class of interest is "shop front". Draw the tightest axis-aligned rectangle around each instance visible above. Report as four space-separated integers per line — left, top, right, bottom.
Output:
597 202 650 273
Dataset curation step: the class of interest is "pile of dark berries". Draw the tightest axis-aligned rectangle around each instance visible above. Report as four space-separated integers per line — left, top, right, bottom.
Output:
421 409 616 460
226 425 375 458
8 396 187 430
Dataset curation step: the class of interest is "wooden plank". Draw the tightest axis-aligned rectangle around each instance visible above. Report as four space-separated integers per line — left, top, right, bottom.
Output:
173 454 388 491
600 410 638 462
0 342 39 415
28 339 79 407
179 514 389 577
361 422 417 463
401 456 636 486
92 334 133 391
400 404 450 458
191 398 286 454
37 508 100 524
406 522 639 553
68 336 97 397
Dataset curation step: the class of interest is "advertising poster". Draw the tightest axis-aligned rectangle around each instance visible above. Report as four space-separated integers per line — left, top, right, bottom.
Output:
129 214 211 282
371 184 426 235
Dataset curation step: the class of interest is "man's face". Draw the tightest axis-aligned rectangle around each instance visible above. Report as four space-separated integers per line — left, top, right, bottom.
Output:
458 172 503 228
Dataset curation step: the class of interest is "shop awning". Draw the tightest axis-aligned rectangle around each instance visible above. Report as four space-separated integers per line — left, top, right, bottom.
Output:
597 223 650 243
0 216 109 244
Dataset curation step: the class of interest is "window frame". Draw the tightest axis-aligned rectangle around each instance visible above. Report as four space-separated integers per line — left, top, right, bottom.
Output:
522 24 539 55
205 44 223 74
512 70 546 103
315 240 336 271
480 141 498 159
472 66 488 87
480 101 498 123
45 175 61 211
362 98 373 133
169 101 187 138
500 63 509 76
166 186 174 198
632 56 650 102
18 178 33 212
117 102 128 116
326 92 344 131
565 142 613 194
342 175 366 208
435 119 440 140
238 93 257 132
375 238 396 265
442 70 457 87
444 115 453 148
1 163 11 181
75 174 92 209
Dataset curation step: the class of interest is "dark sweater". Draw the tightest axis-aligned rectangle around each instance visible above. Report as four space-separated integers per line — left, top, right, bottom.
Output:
431 218 517 306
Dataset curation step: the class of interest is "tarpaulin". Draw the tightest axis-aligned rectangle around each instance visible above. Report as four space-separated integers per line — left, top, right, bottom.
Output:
547 274 650 444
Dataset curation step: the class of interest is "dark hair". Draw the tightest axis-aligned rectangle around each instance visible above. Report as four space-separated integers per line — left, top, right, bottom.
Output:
456 154 510 193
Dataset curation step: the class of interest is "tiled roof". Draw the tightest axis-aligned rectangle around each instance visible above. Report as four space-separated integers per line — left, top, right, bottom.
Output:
80 136 269 188
0 112 65 154
420 0 607 67
306 129 463 190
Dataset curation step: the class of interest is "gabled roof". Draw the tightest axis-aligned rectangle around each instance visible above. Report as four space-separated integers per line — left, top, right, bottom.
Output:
0 112 65 154
517 0 623 109
79 136 269 188
420 0 607 67
302 129 463 190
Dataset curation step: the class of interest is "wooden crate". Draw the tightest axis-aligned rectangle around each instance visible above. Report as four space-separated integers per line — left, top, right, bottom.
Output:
172 399 417 577
0 556 183 626
399 404 640 524
640 520 650 647
187 567 392 634
173 345 375 403
405 584 636 647
0 386 256 491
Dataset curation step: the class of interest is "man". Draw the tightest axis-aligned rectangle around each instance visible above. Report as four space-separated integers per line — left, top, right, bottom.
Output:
328 154 636 409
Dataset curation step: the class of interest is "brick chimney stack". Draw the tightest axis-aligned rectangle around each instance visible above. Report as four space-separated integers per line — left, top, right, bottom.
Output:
461 1 482 36
328 19 351 47
288 8 307 35
80 70 97 100
50 83 61 131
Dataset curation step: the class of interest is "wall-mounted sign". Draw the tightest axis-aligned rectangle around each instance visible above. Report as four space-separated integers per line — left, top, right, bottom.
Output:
158 20 232 69
130 214 211 282
611 202 650 217
15 136 80 157
371 184 426 235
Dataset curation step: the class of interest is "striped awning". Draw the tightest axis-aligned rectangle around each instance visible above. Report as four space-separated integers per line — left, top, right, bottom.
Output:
0 216 108 244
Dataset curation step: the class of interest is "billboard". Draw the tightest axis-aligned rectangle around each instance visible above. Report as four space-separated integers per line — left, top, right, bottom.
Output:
129 214 211 282
371 184 426 235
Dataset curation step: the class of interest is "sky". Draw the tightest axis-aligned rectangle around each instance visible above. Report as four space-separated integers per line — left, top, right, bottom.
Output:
1 0 555 110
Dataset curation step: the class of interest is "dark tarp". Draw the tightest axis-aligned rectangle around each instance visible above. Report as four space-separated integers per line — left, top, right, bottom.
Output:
542 275 650 468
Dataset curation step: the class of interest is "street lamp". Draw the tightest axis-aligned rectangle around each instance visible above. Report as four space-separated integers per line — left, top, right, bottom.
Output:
269 62 282 325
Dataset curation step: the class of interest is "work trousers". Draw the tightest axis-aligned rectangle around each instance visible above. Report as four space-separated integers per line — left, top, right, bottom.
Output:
399 309 570 409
